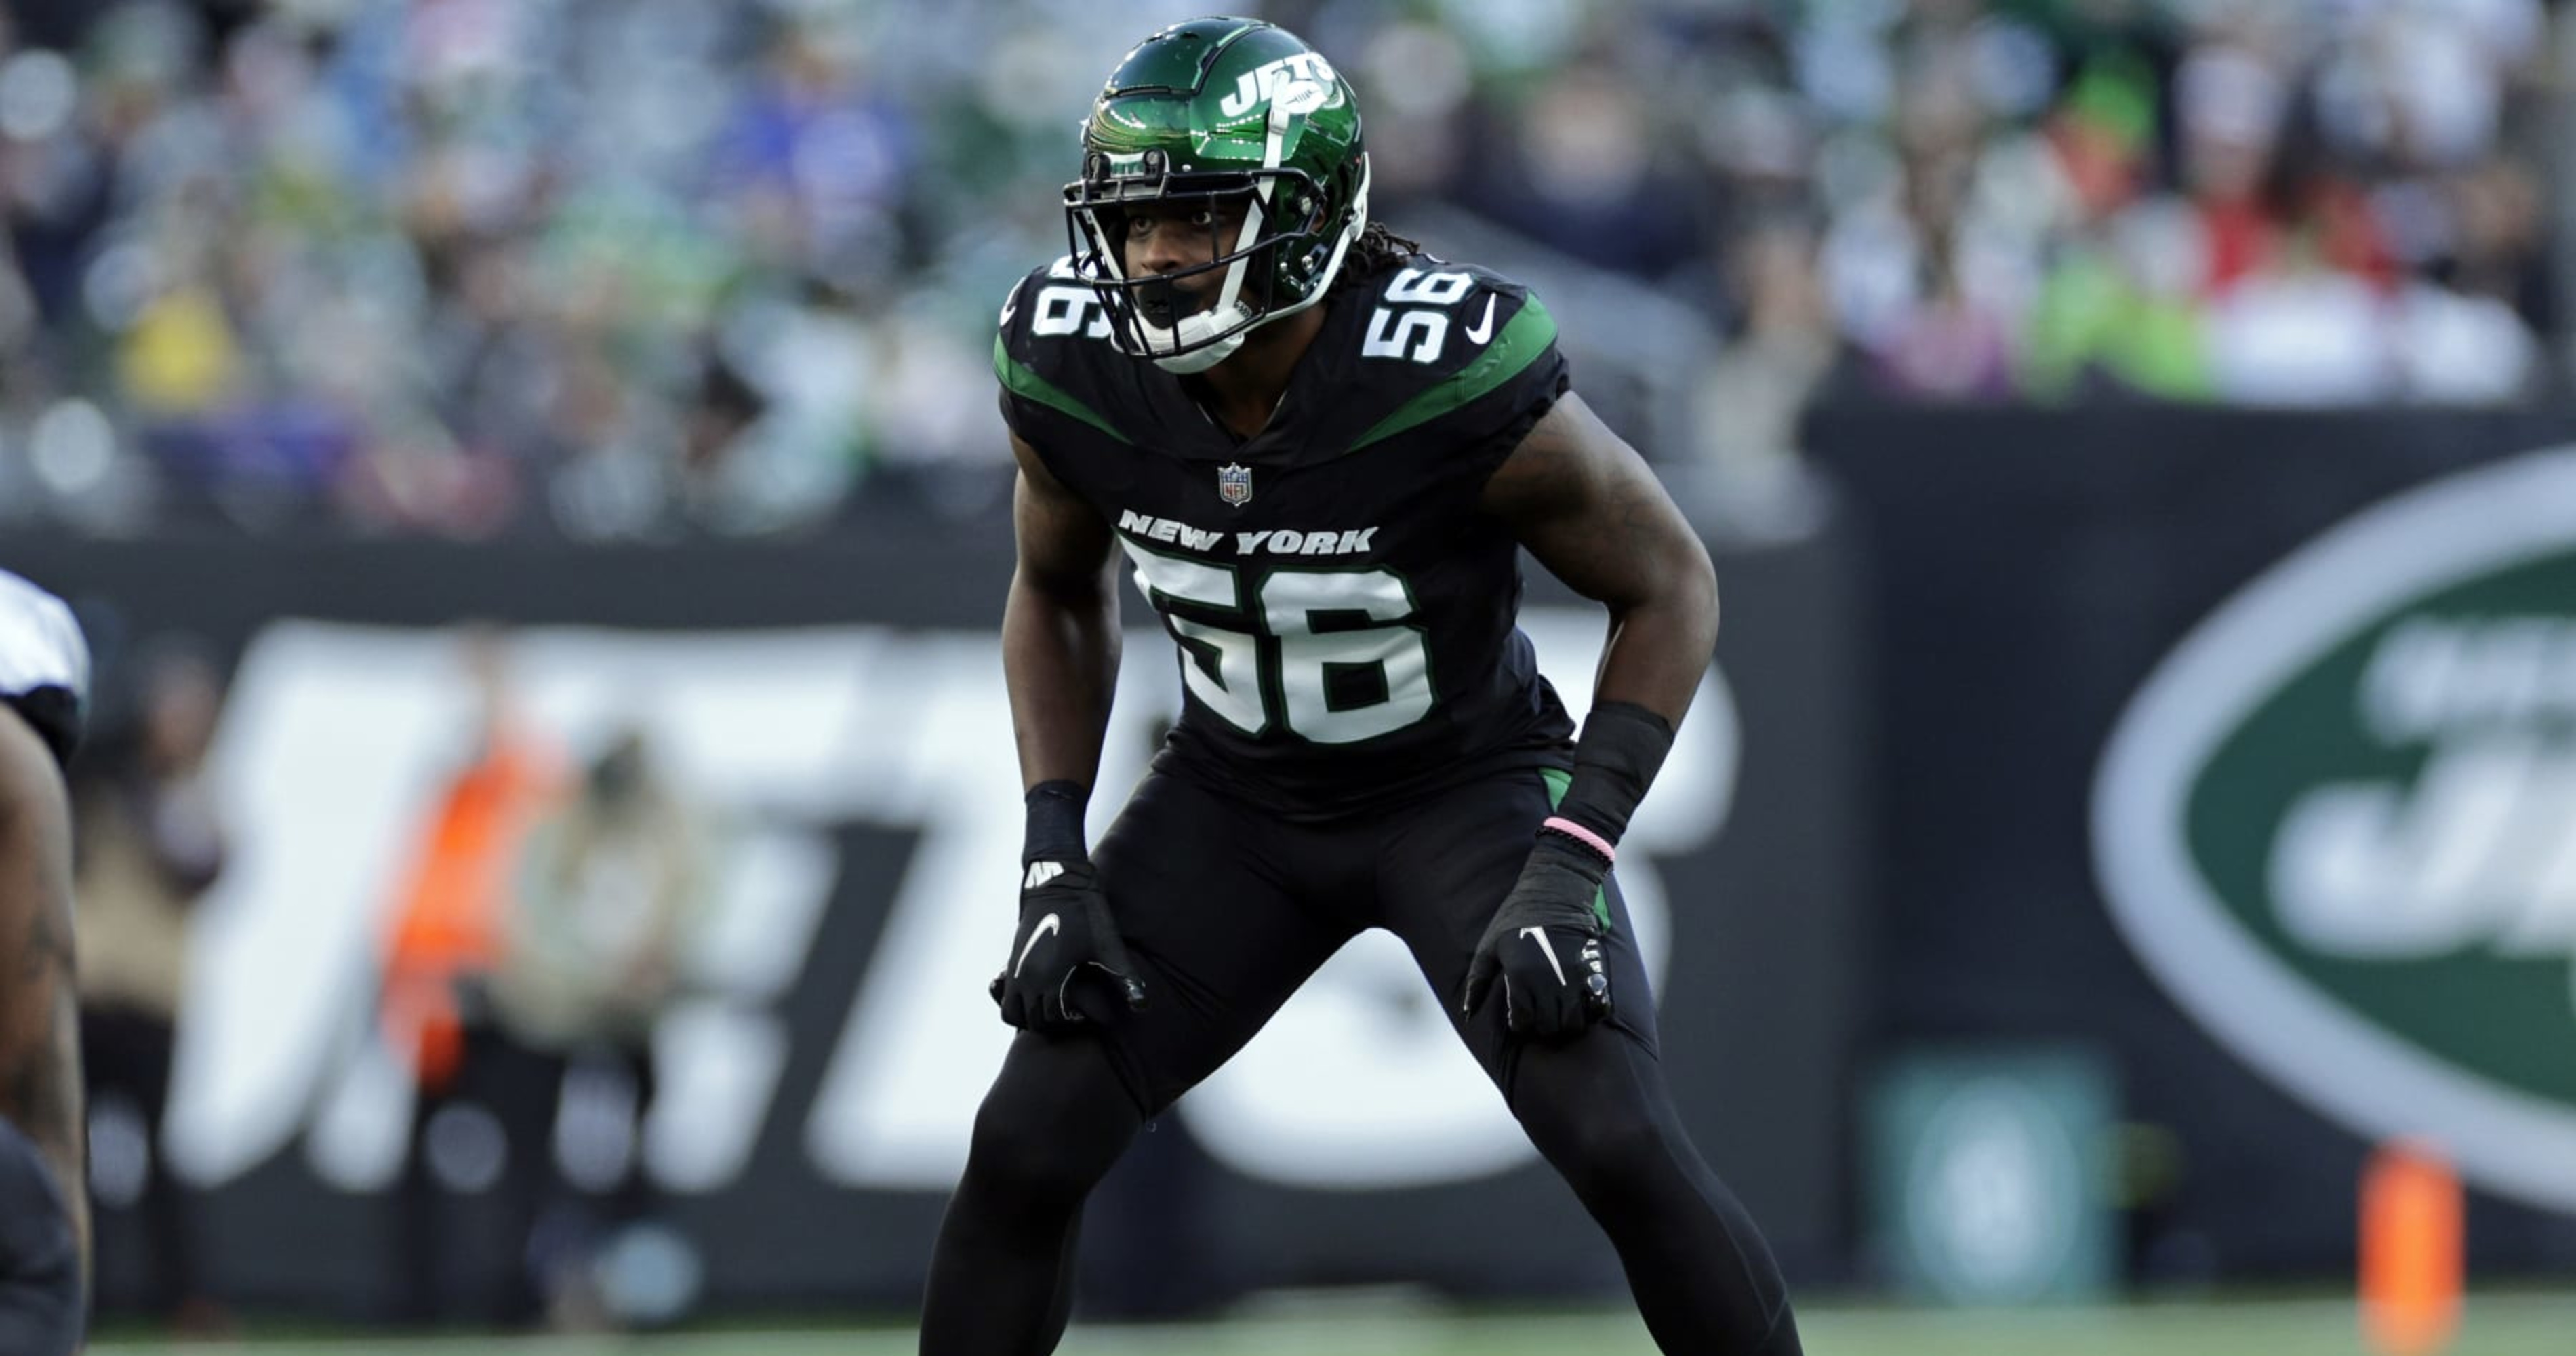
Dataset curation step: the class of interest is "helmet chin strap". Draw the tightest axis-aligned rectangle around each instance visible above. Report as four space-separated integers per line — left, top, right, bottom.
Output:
1103 253 1253 373
1149 327 1248 375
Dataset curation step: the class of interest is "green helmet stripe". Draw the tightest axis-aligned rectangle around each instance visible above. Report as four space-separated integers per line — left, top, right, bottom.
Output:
1203 85 1304 330
1347 295 1560 452
994 335 1133 445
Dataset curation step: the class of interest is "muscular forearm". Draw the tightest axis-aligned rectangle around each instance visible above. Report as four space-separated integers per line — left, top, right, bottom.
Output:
1589 565 1718 729
1484 395 1723 730
1002 569 1121 792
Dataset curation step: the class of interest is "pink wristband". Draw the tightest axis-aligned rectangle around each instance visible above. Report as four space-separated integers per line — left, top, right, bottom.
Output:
1541 816 1615 864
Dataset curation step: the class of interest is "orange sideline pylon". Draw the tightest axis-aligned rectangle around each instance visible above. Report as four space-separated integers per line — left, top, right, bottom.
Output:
2360 1138 2463 1356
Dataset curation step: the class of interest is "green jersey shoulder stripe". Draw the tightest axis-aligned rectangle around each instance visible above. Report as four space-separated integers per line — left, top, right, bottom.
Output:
1348 294 1558 454
994 336 1133 445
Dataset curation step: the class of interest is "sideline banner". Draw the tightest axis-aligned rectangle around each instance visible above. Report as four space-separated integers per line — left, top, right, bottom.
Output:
1813 406 2576 1278
3 506 1862 1314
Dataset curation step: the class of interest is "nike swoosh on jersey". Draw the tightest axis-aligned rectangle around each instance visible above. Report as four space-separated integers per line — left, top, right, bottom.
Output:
999 299 1019 330
1014 913 1061 976
1464 294 1497 345
1519 925 1566 985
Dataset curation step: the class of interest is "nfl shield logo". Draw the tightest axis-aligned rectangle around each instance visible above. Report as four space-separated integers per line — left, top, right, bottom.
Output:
1217 463 1253 507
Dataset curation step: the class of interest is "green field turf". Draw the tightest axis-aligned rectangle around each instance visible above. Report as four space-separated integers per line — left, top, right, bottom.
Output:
86 1292 2576 1356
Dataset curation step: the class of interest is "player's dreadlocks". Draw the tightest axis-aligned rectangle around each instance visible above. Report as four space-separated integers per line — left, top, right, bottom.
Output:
1331 220 1424 297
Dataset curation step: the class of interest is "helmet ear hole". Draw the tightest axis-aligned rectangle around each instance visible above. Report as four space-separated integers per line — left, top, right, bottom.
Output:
1291 191 1321 234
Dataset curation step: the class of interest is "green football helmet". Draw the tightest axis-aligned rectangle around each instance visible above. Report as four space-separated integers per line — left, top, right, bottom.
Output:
1064 17 1370 374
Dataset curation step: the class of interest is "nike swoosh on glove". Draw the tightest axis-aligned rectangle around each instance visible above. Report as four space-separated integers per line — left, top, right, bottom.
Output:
1461 835 1614 1040
989 858 1148 1031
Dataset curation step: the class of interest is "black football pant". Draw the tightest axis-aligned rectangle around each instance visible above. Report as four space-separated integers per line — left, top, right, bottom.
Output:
920 767 1800 1355
0 1115 81 1356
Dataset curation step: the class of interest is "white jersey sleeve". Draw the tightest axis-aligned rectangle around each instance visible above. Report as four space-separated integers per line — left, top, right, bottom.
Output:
0 570 89 766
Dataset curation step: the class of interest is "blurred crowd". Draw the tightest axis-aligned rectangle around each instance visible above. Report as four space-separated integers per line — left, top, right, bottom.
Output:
0 0 2565 540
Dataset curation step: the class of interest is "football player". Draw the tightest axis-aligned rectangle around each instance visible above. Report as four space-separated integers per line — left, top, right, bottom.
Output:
0 570 91 1355
926 18 1800 1355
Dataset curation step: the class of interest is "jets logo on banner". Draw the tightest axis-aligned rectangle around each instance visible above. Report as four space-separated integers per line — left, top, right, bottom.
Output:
2095 443 2576 1214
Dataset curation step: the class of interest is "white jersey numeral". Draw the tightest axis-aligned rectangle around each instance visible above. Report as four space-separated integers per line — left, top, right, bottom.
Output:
1030 285 1112 339
1119 544 1436 744
1363 268 1478 365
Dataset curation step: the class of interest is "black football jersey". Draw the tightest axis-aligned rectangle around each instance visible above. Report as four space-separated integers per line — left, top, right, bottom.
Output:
995 253 1576 814
0 571 87 770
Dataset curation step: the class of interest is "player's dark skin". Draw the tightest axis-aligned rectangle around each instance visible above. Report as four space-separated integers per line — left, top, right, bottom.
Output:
0 705 87 1293
1005 198 1720 795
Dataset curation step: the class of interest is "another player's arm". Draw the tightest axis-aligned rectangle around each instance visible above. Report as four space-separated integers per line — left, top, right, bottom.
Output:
1481 391 1718 727
0 703 87 1285
1001 430 1122 792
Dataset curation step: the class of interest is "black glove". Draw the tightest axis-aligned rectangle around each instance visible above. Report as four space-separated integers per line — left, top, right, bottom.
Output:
989 857 1147 1031
1460 834 1614 1040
